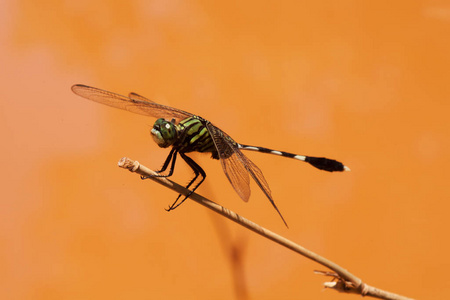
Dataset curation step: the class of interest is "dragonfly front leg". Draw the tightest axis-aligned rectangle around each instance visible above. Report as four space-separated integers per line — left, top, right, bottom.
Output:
141 148 178 180
166 152 206 211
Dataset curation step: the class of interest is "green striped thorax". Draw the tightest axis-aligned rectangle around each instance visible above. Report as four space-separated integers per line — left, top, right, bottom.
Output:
151 116 219 158
151 118 178 148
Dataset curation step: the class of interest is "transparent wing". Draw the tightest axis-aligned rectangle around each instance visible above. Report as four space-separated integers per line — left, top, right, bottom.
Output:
206 123 287 226
128 92 155 103
209 125 251 202
72 84 193 120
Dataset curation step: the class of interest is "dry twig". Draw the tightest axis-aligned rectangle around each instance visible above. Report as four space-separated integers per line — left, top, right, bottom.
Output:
118 157 414 300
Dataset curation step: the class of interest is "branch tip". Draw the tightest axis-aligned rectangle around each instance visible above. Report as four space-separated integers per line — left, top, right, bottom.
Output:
118 157 140 172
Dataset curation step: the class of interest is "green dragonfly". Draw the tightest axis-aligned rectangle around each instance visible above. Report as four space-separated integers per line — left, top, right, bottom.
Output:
72 84 349 227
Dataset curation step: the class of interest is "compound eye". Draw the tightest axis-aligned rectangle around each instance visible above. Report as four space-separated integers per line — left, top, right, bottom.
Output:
150 118 177 148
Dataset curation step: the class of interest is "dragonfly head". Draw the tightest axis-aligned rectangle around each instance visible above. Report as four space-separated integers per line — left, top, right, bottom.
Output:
151 118 178 148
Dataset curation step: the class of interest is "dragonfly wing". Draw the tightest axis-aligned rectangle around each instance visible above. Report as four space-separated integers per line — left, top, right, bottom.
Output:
206 123 275 201
205 123 251 201
128 92 155 103
72 84 193 120
221 150 252 202
206 123 288 226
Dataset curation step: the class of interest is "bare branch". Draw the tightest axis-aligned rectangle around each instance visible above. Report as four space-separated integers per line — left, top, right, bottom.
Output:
118 157 415 300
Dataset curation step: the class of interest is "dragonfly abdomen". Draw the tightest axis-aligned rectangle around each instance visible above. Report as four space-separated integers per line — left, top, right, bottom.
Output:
238 144 348 172
238 144 306 160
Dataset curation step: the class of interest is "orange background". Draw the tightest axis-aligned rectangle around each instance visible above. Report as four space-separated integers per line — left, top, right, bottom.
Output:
2 1 449 299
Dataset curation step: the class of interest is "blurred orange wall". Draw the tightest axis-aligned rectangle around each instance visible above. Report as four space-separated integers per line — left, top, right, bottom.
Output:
1 1 449 299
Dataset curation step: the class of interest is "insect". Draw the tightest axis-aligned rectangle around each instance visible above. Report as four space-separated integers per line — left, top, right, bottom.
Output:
72 84 349 227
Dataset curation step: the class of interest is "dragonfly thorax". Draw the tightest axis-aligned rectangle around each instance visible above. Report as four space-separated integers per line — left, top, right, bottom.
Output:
151 118 178 148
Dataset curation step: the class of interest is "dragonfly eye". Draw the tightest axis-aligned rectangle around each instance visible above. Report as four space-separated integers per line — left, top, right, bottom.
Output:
151 118 177 148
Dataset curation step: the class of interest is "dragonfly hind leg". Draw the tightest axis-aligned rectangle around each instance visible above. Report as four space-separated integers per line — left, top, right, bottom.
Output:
166 152 206 211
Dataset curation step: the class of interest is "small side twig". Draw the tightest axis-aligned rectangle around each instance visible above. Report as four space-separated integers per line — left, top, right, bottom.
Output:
118 157 414 300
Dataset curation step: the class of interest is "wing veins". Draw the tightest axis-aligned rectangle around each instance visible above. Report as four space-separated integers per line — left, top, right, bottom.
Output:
72 84 192 120
206 123 288 226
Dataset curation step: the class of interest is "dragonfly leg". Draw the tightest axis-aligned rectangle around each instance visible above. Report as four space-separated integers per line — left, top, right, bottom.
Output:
141 148 177 180
156 148 177 173
166 153 206 211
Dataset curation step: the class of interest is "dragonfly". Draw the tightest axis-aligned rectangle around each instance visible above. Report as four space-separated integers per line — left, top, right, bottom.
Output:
72 84 349 227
